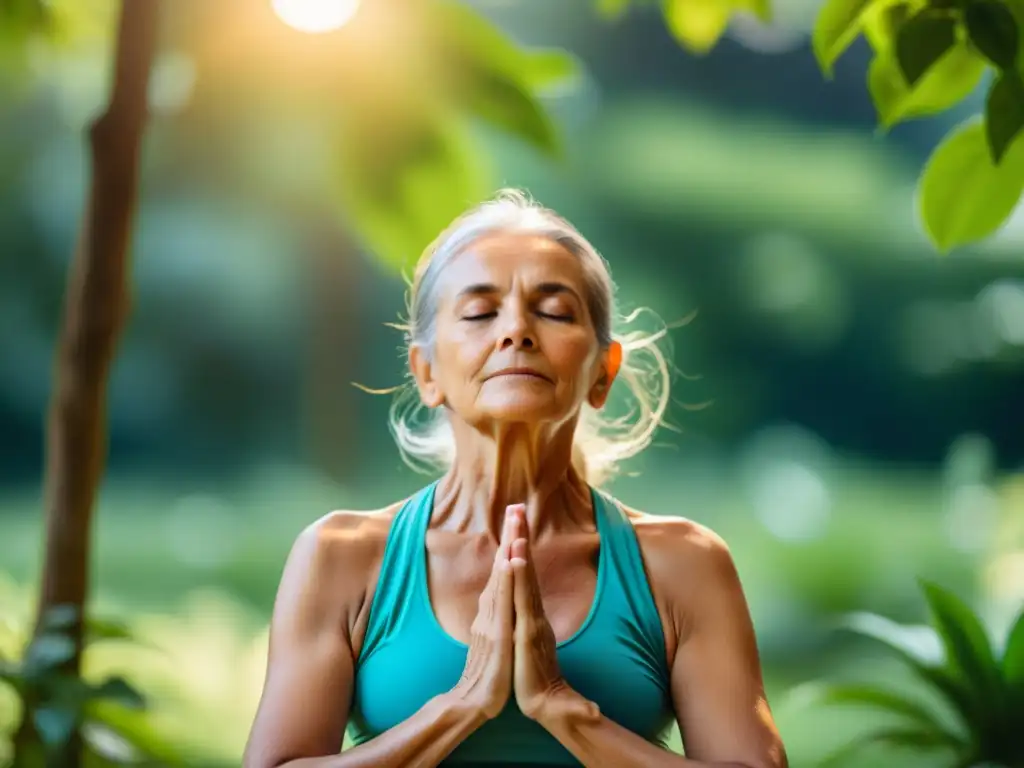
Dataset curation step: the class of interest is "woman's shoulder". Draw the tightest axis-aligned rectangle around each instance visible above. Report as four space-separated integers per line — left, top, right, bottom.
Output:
273 498 411 624
617 502 740 593
292 499 408 578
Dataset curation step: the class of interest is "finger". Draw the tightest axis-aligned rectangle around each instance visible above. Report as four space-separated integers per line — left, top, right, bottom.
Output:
515 514 544 596
496 559 514 634
502 504 524 548
494 506 517 566
512 555 532 619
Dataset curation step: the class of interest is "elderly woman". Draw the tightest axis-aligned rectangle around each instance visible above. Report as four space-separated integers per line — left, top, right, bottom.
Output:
244 191 787 768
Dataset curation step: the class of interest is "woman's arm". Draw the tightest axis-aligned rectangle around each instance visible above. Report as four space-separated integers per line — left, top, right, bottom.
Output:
533 519 786 768
534 690 748 767
243 512 491 768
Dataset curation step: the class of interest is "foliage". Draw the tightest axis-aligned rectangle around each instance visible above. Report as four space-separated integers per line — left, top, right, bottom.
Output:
803 580 1024 767
599 0 1024 252
332 0 579 271
0 604 180 767
810 0 1024 251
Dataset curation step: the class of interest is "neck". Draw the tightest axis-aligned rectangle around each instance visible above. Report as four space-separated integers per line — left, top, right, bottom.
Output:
434 419 591 540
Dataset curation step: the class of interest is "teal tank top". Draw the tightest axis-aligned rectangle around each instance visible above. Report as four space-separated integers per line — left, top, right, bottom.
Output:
347 482 674 766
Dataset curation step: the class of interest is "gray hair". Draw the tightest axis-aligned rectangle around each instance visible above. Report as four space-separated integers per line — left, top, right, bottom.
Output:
388 188 671 486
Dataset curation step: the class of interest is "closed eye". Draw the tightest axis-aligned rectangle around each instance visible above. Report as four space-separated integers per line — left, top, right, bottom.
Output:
462 312 497 321
538 311 574 322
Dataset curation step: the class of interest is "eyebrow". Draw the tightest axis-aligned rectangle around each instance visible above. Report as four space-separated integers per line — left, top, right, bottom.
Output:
455 281 582 303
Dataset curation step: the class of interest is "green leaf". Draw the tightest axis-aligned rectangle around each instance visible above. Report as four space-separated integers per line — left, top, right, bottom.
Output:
813 683 962 737
516 50 580 92
965 0 1020 70
812 0 876 75
920 581 1001 686
920 119 1024 251
868 45 986 128
663 0 732 54
431 0 573 156
862 0 914 53
895 10 958 85
336 114 492 273
434 1 580 94
596 0 632 19
818 725 963 767
0 0 52 34
985 70 1024 163
85 617 134 645
86 701 183 765
838 612 978 727
739 0 773 23
455 66 561 158
1003 607 1024 690
90 677 145 710
34 706 76 748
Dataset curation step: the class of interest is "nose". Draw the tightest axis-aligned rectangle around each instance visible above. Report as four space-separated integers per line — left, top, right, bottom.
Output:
499 304 535 350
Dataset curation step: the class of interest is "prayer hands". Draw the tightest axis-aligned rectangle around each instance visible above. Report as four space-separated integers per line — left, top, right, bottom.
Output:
505 504 571 721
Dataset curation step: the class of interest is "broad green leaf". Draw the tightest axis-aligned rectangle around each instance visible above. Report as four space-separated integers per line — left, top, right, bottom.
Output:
86 701 183 765
453 64 561 158
738 0 773 23
895 10 957 85
664 0 732 54
596 0 632 19
1003 607 1024 690
919 119 1024 251
85 617 135 645
91 676 145 710
336 115 492 273
920 582 1003 700
862 0 916 53
839 612 978 728
0 0 115 72
965 0 1020 70
818 724 963 767
868 46 986 128
0 0 52 58
433 0 580 93
812 0 876 74
813 683 963 738
986 71 1024 163
516 50 580 92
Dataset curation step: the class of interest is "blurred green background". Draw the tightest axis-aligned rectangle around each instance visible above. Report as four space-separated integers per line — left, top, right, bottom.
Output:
2 0 1023 765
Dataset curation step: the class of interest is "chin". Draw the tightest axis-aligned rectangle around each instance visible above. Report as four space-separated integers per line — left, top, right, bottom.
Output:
478 395 564 424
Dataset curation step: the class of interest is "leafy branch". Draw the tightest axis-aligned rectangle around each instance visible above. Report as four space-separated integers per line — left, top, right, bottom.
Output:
600 0 1024 253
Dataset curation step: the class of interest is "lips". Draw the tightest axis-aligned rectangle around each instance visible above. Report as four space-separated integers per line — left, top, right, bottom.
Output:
486 367 552 383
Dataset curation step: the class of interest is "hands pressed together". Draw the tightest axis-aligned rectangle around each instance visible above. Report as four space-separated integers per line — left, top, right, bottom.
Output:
454 504 590 725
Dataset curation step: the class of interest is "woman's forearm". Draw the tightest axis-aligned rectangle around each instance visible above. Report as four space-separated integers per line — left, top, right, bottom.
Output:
536 689 757 768
278 692 486 768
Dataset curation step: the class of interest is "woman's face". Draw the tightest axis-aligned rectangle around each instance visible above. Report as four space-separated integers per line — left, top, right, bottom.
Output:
411 232 619 429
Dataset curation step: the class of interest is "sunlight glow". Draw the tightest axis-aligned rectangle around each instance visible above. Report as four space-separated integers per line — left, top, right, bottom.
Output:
271 0 360 33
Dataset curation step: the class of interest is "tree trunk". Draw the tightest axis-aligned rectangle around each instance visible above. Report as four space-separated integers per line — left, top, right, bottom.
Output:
14 2 161 766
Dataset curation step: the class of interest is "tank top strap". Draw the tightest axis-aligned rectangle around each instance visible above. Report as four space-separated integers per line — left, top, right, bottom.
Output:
591 488 670 682
357 481 438 666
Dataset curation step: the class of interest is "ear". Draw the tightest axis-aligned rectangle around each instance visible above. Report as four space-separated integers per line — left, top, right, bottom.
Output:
409 344 445 408
587 340 622 409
